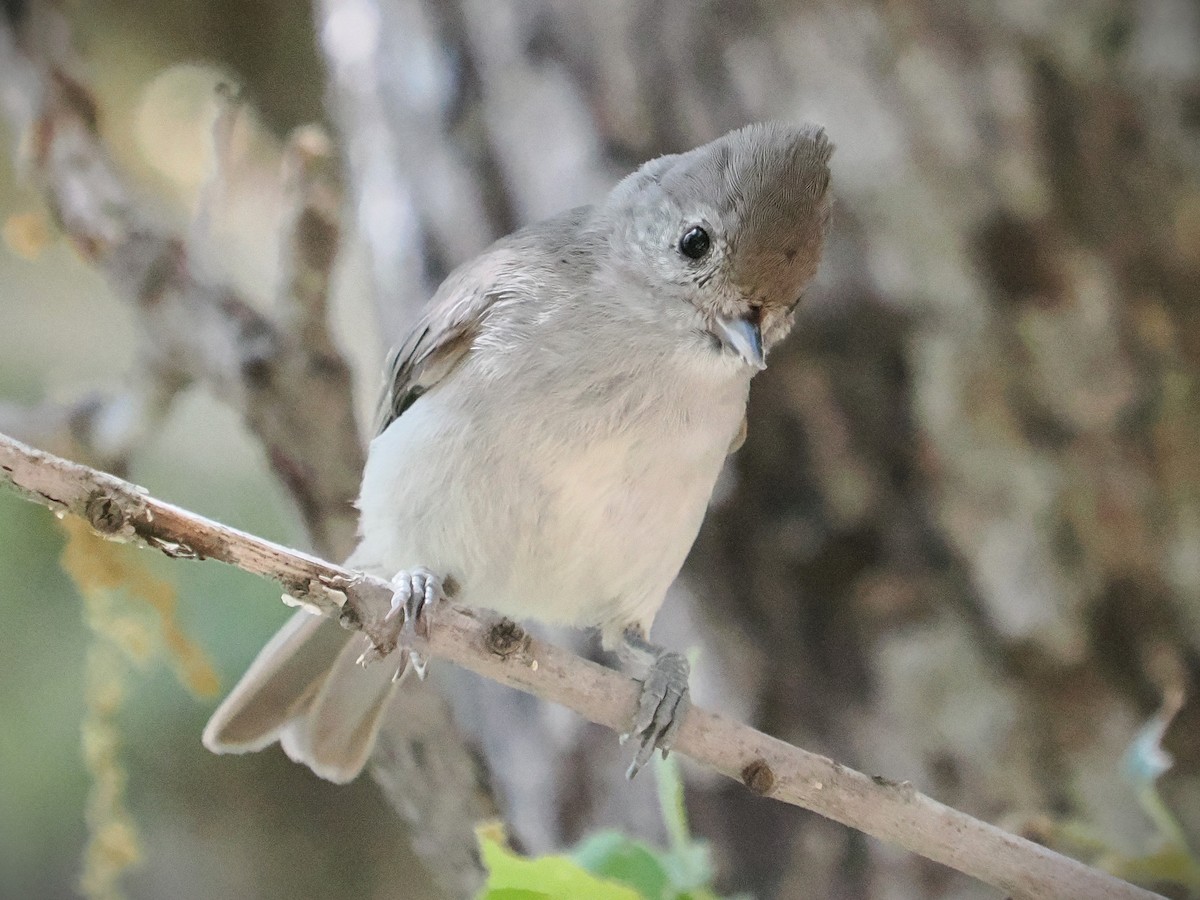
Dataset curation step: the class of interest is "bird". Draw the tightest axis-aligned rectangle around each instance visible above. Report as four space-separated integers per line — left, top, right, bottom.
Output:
204 121 834 782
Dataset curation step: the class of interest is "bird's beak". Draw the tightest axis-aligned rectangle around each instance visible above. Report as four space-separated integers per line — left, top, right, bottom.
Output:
711 311 766 370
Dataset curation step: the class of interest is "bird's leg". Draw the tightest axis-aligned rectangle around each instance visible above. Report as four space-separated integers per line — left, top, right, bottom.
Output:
619 626 691 779
383 567 445 681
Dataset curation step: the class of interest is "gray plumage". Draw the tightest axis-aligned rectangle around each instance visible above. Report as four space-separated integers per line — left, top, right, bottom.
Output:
204 121 834 783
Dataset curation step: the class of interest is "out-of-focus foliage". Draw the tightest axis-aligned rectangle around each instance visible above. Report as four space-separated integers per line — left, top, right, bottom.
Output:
59 514 219 900
0 3 418 896
480 832 641 900
1026 688 1200 896
478 758 735 900
2 209 51 260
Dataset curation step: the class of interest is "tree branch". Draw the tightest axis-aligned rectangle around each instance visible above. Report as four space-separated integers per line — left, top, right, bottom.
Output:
0 430 1163 900
1 7 500 893
0 384 172 476
275 124 345 363
0 8 363 561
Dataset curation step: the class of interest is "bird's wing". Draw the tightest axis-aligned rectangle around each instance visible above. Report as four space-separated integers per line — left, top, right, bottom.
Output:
374 264 506 435
373 208 592 435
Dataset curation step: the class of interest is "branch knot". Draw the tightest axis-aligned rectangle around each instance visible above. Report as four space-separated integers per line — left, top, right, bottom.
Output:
741 758 776 796
84 489 126 534
483 618 531 661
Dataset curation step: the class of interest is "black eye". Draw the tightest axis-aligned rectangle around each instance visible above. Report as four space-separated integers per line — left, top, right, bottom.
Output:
678 226 711 260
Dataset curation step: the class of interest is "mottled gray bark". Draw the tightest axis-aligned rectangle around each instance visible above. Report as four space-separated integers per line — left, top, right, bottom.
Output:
315 1 1199 897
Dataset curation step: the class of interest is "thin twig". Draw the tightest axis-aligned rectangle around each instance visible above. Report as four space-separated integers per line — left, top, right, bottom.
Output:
0 8 499 892
275 123 347 369
0 347 189 477
0 12 363 561
0 431 1163 900
189 79 243 251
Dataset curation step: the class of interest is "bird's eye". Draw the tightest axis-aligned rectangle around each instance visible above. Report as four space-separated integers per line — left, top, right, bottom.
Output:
678 226 711 260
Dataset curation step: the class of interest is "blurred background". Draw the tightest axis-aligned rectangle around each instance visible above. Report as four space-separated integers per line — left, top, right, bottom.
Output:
1 0 1198 898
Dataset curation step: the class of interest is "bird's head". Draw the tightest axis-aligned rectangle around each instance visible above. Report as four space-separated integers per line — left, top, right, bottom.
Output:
606 122 833 369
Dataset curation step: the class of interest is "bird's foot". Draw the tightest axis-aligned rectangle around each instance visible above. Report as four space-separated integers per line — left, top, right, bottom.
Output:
624 648 690 779
383 567 445 680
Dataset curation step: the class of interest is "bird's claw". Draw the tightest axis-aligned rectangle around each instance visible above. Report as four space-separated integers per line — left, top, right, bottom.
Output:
625 650 690 779
382 567 444 680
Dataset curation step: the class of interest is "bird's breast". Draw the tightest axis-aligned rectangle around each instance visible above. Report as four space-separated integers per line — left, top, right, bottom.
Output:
355 344 750 637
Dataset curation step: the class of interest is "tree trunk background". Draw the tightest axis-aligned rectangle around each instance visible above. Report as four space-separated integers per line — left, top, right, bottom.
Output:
318 1 1200 896
3 0 1199 898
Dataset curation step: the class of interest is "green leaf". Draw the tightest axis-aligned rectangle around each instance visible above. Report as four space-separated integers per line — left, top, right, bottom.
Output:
659 842 714 895
656 753 691 855
655 755 714 892
573 830 671 898
477 702 729 900
479 830 642 900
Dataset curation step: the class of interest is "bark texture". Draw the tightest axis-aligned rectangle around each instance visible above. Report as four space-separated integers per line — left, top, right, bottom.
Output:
314 1 1200 897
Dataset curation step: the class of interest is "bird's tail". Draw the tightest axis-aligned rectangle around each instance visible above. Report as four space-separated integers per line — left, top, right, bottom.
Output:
203 605 405 783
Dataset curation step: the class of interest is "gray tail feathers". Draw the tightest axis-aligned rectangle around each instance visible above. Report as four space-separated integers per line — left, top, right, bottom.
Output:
202 609 406 784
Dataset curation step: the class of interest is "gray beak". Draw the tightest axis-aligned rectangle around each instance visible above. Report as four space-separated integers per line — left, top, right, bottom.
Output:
711 312 766 370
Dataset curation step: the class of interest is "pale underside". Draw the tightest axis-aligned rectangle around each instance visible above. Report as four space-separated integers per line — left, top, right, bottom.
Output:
352 332 750 644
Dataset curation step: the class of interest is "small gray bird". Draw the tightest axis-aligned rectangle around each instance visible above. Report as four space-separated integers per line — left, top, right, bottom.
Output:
204 121 833 781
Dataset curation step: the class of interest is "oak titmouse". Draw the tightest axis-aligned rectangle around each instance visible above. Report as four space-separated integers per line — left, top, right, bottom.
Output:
204 121 834 781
